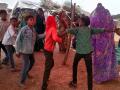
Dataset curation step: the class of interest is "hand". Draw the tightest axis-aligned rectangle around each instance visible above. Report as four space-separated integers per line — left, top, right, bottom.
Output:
16 53 21 58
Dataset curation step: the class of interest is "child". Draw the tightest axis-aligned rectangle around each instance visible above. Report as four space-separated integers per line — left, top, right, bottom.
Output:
41 16 62 90
0 10 9 66
2 17 18 71
65 15 111 90
15 15 36 86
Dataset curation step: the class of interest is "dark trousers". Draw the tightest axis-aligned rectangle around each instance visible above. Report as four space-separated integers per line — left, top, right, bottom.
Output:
73 53 93 90
5 45 15 68
0 41 8 63
34 39 44 52
20 54 35 84
42 50 54 90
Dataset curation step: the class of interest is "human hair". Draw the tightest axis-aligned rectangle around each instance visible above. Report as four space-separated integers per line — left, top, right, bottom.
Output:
79 14 90 26
10 17 18 22
25 15 34 22
0 10 7 15
37 8 44 12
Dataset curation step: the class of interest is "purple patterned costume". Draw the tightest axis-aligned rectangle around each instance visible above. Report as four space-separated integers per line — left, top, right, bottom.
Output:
90 3 118 83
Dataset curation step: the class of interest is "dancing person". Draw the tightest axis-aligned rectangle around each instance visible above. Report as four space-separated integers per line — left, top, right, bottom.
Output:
15 15 36 86
0 10 9 66
41 16 62 90
59 15 113 90
2 17 18 71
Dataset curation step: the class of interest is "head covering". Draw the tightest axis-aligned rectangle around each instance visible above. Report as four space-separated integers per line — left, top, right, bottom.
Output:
90 3 118 83
90 3 114 30
46 16 57 31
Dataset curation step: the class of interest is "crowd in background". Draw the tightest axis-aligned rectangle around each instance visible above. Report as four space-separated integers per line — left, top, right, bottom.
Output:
0 4 120 90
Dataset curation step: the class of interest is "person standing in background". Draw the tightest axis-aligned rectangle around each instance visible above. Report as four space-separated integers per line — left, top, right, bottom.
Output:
2 17 18 71
0 10 9 67
15 15 36 86
58 11 69 53
90 3 118 84
34 8 45 52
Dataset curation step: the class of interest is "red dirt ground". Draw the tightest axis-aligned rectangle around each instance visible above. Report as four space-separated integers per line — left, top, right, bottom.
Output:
0 48 120 90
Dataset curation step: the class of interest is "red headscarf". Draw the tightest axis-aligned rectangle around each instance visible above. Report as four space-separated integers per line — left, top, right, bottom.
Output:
46 16 57 31
44 16 62 52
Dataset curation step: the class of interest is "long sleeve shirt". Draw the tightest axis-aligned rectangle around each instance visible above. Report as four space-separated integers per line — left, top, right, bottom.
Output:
44 16 62 52
2 25 17 45
44 27 62 52
67 26 104 54
15 25 36 54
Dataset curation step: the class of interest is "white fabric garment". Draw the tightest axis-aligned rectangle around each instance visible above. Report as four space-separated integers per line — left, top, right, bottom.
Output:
2 25 17 45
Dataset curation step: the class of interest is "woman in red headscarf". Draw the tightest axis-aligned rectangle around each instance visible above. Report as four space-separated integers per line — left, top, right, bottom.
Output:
41 16 62 90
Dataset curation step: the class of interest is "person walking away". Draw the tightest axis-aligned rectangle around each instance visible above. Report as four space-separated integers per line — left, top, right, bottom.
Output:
0 10 9 66
15 15 36 86
41 16 62 90
2 17 18 71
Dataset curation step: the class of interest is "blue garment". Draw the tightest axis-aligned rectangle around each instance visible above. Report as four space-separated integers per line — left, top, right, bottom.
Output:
20 54 35 84
5 45 15 68
15 25 36 54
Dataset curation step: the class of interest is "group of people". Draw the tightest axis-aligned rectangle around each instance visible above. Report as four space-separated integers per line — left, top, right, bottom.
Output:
0 5 119 90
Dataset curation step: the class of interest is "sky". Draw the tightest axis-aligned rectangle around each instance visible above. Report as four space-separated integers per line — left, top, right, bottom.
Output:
0 0 120 15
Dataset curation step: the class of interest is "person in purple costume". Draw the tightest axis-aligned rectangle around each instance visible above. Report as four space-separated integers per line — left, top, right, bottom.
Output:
90 3 118 84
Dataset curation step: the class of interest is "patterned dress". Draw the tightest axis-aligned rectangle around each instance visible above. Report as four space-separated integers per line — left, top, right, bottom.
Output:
90 3 118 83
58 12 69 52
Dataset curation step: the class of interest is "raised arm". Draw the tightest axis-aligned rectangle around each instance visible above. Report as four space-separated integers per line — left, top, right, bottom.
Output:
58 27 78 37
67 27 78 35
91 28 104 34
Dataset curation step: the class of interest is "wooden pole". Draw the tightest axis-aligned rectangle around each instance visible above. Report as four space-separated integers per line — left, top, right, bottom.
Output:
63 3 76 65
